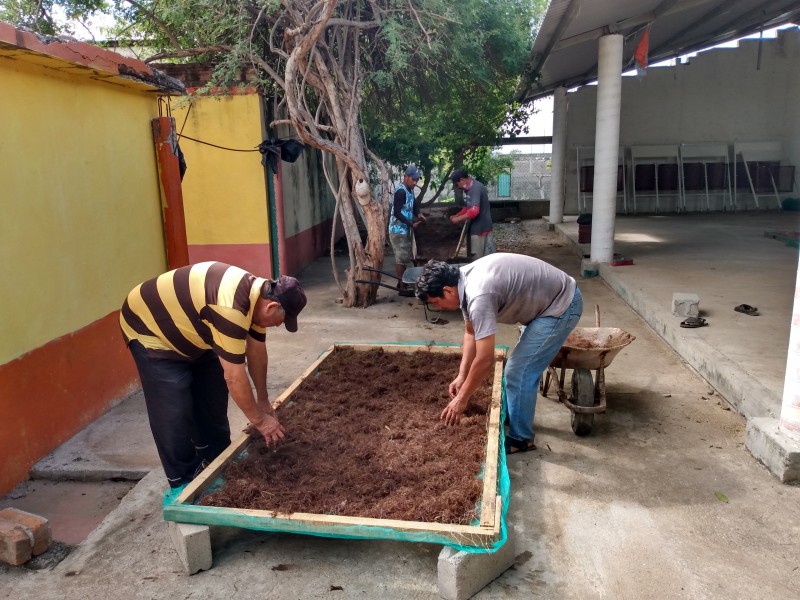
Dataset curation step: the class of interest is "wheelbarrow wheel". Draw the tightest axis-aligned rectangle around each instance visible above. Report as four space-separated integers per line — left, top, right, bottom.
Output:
570 368 595 436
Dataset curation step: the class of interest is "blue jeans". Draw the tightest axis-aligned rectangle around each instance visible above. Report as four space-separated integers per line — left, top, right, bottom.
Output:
504 288 583 442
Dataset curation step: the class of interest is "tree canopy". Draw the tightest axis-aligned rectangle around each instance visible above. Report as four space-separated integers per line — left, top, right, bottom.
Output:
0 0 109 37
3 0 547 306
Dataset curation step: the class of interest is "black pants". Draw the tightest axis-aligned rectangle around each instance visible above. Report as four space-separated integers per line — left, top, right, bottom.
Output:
128 341 231 488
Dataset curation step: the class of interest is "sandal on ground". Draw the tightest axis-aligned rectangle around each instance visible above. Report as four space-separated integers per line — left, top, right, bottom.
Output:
680 316 707 328
505 437 537 454
734 304 760 316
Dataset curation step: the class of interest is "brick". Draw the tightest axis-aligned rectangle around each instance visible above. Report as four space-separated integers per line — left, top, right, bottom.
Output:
672 292 700 317
437 528 517 600
0 517 32 566
167 521 212 574
0 508 51 556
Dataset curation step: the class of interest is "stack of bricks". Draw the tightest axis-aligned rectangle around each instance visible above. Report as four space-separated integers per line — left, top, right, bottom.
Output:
0 508 51 566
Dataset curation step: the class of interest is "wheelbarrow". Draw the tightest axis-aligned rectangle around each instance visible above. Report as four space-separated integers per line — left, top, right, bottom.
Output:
540 306 635 436
356 266 446 323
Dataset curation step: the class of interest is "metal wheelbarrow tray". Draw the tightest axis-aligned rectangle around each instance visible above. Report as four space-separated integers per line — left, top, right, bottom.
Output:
541 307 635 436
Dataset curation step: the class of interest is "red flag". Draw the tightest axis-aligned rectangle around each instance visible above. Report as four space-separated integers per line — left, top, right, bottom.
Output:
635 27 650 76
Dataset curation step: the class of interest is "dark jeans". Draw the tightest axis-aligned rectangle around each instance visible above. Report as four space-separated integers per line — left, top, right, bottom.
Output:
128 341 231 488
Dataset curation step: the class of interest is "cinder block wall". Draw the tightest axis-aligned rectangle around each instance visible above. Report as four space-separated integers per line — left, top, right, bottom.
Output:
563 28 800 215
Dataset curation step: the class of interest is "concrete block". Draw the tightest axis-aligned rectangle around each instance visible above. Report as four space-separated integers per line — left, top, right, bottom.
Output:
672 292 700 317
581 258 599 278
0 517 33 566
167 521 212 574
437 528 516 600
746 417 800 483
0 508 51 556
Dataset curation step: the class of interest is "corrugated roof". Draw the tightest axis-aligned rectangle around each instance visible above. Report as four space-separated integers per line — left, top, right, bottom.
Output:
517 0 800 102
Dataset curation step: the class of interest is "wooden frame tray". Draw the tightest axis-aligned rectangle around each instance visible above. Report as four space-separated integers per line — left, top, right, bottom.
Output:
163 342 507 548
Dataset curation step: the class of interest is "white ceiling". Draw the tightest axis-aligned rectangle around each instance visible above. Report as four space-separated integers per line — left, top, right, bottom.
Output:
517 0 800 102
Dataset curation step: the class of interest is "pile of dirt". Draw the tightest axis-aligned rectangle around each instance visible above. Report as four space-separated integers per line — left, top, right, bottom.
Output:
413 212 466 262
413 213 557 262
199 347 494 525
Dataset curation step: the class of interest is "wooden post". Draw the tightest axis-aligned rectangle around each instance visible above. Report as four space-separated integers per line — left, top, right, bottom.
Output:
151 117 190 269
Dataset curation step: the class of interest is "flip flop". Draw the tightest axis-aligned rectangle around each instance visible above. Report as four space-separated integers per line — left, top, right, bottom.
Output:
680 316 707 328
505 437 537 454
734 304 760 316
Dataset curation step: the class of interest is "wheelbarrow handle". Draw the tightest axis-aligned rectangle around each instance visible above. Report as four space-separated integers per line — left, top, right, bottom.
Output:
354 279 401 291
361 267 401 282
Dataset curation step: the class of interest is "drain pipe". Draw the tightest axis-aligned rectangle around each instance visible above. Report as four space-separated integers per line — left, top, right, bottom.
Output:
590 34 623 264
548 86 568 226
273 159 288 276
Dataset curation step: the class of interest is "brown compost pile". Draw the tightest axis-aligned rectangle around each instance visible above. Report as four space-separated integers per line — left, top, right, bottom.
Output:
413 211 465 262
198 347 494 525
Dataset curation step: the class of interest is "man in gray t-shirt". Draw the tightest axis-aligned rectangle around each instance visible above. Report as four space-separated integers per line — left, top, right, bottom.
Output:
415 253 583 453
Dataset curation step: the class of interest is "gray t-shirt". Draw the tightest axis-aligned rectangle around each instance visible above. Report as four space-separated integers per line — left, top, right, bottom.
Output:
458 253 577 340
464 179 492 236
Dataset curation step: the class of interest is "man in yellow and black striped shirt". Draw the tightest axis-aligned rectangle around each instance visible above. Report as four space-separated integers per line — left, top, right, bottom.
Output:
121 262 307 489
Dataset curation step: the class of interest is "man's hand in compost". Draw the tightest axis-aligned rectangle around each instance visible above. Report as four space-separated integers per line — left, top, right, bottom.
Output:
441 395 469 426
253 412 285 445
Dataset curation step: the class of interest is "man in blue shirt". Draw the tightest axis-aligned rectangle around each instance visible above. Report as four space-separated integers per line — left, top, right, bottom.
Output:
388 165 426 292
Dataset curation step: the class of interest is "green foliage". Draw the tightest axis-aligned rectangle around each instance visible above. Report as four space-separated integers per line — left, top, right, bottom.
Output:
9 0 546 189
462 148 514 186
363 0 539 186
1 0 108 36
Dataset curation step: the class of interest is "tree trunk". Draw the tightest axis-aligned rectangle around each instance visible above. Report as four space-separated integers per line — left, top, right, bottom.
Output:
280 0 389 308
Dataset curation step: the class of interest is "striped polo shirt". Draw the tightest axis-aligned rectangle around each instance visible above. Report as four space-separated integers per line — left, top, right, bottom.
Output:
120 262 268 364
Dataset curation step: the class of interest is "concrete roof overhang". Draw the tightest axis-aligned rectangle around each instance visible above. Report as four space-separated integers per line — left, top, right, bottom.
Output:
516 0 800 103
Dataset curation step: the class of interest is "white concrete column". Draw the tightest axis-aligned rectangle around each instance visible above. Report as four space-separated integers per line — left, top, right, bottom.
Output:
589 34 624 264
779 251 800 441
548 87 568 225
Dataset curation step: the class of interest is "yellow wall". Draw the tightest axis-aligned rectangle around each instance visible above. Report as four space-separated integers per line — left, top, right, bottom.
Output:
171 95 270 246
0 56 167 364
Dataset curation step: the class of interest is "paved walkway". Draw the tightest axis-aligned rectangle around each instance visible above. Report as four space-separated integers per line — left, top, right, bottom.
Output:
1 215 799 599
556 211 800 419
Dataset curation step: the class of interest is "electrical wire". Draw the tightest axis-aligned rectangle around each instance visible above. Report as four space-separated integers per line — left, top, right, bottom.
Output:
177 134 260 152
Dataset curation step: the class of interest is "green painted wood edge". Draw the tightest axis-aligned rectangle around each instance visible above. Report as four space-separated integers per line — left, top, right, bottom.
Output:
162 502 497 547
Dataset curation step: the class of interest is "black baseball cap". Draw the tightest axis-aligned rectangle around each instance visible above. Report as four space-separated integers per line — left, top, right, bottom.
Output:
273 276 307 332
450 168 468 184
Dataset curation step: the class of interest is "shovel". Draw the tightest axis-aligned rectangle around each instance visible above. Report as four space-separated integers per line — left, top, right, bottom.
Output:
452 221 469 260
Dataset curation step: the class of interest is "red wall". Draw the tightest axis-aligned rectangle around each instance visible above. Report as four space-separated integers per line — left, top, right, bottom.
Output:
0 313 139 494
188 242 274 279
282 219 334 276
187 222 333 279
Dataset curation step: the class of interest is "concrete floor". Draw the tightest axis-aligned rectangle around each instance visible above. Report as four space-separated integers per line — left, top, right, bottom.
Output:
1 214 799 599
557 211 800 420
